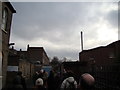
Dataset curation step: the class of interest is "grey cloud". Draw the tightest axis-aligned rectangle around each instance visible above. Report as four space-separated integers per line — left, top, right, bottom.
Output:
12 2 88 41
10 2 118 60
47 48 79 60
12 2 99 40
105 9 118 28
12 2 116 38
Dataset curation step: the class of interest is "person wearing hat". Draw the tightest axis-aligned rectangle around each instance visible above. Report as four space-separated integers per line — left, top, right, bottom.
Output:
60 76 77 89
78 73 95 90
60 71 77 90
33 78 45 90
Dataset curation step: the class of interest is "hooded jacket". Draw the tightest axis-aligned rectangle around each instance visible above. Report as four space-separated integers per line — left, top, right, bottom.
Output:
61 77 77 89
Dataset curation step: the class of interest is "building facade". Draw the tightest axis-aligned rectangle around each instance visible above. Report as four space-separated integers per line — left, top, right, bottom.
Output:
27 45 49 65
18 50 35 78
79 40 120 66
7 45 50 86
6 47 35 87
79 40 120 89
0 2 16 88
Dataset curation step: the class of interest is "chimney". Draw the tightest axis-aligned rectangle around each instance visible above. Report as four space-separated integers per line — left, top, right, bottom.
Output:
27 44 29 51
12 46 14 49
81 31 84 51
20 49 22 51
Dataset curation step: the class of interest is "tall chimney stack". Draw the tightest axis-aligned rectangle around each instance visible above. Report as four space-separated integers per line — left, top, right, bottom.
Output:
81 31 83 51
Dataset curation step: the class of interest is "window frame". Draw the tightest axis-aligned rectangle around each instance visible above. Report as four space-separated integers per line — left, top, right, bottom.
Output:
1 7 8 33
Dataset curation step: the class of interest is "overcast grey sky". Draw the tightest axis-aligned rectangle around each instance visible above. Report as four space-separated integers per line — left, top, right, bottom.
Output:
10 2 118 60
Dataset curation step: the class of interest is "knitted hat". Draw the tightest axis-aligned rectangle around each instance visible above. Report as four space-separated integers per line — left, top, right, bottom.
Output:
67 77 75 83
35 78 43 86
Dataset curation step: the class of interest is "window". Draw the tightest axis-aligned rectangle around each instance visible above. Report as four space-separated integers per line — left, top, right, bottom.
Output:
1 8 8 31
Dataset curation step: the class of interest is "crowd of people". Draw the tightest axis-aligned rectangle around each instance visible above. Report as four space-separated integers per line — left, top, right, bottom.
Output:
11 69 95 90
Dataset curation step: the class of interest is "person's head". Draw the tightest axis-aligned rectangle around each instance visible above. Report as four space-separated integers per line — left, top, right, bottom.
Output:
80 73 95 90
35 78 44 86
40 69 44 73
49 70 54 76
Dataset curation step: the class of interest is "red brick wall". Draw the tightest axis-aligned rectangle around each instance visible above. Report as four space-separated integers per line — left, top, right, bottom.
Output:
79 41 120 66
1 2 16 87
28 48 43 63
27 47 49 65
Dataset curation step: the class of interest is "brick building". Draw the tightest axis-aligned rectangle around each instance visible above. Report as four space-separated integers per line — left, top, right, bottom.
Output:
17 49 35 78
62 61 88 83
79 40 120 66
27 45 50 72
27 45 49 66
6 47 35 87
7 45 50 85
7 48 35 79
0 1 16 88
79 40 120 89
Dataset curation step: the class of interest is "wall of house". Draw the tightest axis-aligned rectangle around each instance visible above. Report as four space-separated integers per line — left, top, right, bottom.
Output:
30 63 35 77
2 2 15 87
79 46 116 67
19 60 31 79
28 48 43 63
0 2 2 89
27 47 50 65
6 53 19 87
79 41 120 89
18 50 35 78
8 55 19 66
7 51 35 87
42 51 49 65
19 60 35 79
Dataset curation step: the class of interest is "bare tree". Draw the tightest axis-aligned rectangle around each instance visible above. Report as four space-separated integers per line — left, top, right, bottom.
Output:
50 56 60 72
